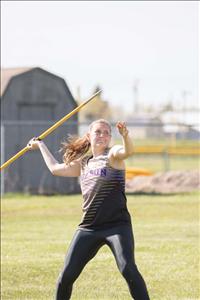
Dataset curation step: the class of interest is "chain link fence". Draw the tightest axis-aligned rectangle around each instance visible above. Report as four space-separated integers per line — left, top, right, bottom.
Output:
1 121 199 195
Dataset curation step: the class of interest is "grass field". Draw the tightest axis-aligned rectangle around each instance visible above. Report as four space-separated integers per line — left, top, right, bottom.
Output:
1 192 200 300
126 154 199 172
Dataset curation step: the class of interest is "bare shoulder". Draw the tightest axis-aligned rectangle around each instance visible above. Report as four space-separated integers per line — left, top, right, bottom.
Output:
108 145 125 170
108 145 123 157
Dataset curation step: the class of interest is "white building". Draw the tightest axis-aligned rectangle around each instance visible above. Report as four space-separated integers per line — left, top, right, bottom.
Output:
160 111 200 139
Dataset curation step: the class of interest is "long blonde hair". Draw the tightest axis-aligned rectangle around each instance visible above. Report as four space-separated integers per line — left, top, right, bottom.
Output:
60 119 111 164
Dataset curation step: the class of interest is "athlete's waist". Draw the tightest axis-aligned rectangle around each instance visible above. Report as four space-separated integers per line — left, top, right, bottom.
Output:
78 219 132 232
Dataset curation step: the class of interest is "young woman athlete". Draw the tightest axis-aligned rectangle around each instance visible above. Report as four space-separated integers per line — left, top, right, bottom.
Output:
27 119 150 300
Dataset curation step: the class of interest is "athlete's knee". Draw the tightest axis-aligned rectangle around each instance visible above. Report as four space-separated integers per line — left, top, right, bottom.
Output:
118 261 150 299
57 266 77 287
119 261 139 280
56 269 73 300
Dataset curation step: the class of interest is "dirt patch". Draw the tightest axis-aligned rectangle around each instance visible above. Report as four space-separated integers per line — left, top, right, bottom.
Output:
126 170 200 194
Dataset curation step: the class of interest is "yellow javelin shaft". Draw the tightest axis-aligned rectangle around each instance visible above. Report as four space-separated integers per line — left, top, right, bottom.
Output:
0 90 101 171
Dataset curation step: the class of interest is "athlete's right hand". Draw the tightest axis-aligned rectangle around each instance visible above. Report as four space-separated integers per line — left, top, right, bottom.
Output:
27 137 43 150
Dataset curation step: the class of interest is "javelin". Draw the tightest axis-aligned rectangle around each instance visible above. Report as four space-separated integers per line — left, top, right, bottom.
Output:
0 90 101 171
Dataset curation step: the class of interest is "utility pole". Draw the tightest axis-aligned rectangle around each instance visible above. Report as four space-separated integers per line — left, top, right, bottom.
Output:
182 90 191 111
133 79 140 113
76 86 81 104
181 90 191 140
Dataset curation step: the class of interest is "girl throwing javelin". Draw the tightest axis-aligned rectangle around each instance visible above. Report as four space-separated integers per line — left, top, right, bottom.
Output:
27 119 150 300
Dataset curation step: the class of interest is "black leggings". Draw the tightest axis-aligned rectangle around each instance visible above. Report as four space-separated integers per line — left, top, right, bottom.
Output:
55 225 150 300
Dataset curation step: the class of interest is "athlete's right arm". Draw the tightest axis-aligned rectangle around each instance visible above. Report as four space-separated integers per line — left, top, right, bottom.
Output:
27 138 81 177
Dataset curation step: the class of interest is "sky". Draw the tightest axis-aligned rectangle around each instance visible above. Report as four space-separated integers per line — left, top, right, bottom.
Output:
1 1 199 113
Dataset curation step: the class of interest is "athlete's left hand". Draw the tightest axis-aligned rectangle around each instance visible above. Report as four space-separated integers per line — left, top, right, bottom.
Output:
116 122 129 137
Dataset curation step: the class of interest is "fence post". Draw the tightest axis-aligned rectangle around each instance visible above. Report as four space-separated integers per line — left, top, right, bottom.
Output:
1 124 5 196
163 147 170 172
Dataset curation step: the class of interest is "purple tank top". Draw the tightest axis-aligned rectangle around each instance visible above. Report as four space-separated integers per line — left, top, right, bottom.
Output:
79 149 131 230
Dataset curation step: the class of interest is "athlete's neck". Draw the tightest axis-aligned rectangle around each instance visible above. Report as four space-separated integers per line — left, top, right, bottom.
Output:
91 146 108 158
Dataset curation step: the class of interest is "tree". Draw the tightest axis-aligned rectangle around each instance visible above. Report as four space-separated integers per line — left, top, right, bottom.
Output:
79 86 112 121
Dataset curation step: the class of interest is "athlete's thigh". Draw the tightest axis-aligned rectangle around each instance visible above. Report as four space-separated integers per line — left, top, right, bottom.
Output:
64 229 104 268
105 225 135 266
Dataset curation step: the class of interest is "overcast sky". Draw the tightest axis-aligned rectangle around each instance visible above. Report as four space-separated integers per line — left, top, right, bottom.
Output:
1 1 199 112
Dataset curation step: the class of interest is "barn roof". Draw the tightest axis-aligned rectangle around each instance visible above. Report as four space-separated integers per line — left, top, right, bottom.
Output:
1 67 32 96
1 67 77 107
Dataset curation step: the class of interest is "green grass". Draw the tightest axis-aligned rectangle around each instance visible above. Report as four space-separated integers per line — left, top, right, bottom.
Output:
126 154 199 172
1 192 200 300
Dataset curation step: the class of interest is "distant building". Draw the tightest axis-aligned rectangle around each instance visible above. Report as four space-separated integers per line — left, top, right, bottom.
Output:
1 67 80 194
160 111 200 140
126 113 164 139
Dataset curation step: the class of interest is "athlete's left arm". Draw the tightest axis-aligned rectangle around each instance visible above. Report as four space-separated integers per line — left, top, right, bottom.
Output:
110 122 134 160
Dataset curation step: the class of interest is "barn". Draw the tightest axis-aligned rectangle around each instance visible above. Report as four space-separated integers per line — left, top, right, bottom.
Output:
1 67 80 194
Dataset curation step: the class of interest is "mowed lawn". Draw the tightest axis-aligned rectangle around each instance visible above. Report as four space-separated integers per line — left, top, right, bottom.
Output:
1 192 199 300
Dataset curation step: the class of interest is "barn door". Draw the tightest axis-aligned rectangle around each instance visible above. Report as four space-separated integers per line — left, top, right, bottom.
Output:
18 104 56 193
18 103 55 120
